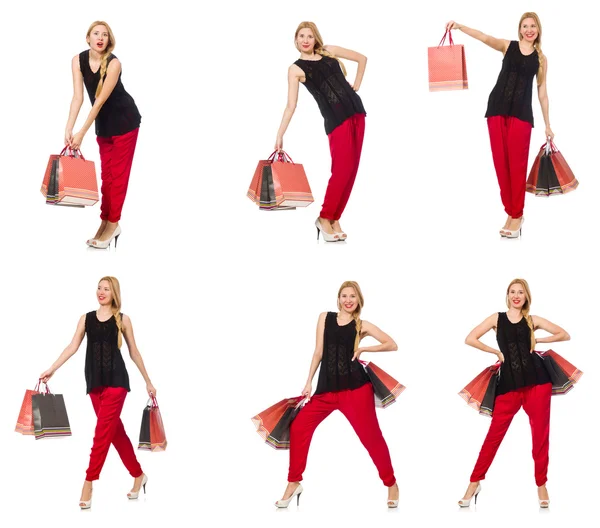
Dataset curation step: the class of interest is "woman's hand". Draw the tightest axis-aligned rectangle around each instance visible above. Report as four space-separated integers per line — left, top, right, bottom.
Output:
274 135 283 151
71 130 85 150
352 347 364 361
39 368 55 384
545 126 555 141
146 382 157 398
496 351 505 363
64 129 74 147
446 21 461 31
351 82 360 91
301 382 312 402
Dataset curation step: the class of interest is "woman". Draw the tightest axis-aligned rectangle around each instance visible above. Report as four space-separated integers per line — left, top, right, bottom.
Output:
65 21 141 248
459 278 570 508
39 276 156 510
275 22 367 242
446 13 554 238
277 281 400 508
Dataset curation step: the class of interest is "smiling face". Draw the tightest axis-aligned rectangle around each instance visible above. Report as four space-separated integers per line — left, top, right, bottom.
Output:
87 25 110 53
97 280 113 307
507 283 527 310
338 287 359 315
296 28 316 54
519 17 539 43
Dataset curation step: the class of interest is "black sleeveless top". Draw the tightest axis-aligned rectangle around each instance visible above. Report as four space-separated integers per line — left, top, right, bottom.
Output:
314 312 370 395
495 312 550 396
79 50 142 137
485 41 539 126
84 311 130 394
295 56 366 135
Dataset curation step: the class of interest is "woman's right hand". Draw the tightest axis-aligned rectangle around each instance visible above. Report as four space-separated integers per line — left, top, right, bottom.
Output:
39 368 55 383
64 129 73 147
496 351 505 363
446 21 461 31
274 135 283 151
301 382 312 402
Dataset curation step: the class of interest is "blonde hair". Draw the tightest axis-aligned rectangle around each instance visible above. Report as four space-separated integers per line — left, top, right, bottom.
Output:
99 276 123 348
294 22 347 76
518 12 544 86
337 281 365 351
505 278 536 350
86 21 116 97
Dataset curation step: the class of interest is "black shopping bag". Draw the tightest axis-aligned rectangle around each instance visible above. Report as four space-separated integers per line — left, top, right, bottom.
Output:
32 389 72 439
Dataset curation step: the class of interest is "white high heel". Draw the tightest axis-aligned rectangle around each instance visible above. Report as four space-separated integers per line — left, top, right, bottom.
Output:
315 218 339 243
127 474 148 500
458 483 481 507
90 225 122 249
79 490 93 510
275 484 303 508
502 217 524 239
539 499 550 508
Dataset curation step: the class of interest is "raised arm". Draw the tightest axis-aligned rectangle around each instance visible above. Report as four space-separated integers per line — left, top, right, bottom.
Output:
122 315 157 397
465 313 504 362
536 57 554 140
39 314 86 382
275 65 302 151
301 312 327 401
446 21 510 53
352 320 397 361
71 58 122 149
532 315 570 344
65 55 85 147
324 45 367 91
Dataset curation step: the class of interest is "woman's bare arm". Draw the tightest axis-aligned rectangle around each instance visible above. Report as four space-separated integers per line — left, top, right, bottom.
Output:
352 320 397 360
301 312 327 400
324 45 367 90
122 315 156 396
39 315 86 382
465 313 504 361
275 65 302 150
536 56 554 139
532 315 570 344
65 55 85 145
447 21 510 53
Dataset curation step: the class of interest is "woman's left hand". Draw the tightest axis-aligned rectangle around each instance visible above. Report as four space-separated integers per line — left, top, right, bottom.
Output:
545 126 555 141
71 130 85 150
352 348 364 361
146 382 157 398
351 82 360 91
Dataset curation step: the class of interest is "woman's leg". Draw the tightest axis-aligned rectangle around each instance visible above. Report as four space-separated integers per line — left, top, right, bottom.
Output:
487 116 513 217
338 383 396 487
470 390 522 482
505 117 533 220
522 383 552 487
96 136 114 222
105 128 139 223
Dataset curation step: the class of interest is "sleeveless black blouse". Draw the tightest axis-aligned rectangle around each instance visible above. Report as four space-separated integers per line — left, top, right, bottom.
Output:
485 41 539 126
495 312 550 396
314 312 370 395
84 311 130 394
295 56 366 135
79 50 142 137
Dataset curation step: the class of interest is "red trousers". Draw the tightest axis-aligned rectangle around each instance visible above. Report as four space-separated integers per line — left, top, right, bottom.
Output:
288 382 396 486
86 386 143 481
487 116 532 219
320 113 366 220
96 127 139 223
471 382 551 486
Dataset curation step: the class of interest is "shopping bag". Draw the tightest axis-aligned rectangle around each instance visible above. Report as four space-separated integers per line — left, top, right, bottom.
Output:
458 362 501 417
359 360 406 408
251 396 306 450
15 380 42 435
41 147 98 206
535 349 583 394
138 396 167 451
428 30 468 91
31 384 72 439
526 141 579 196
247 151 280 204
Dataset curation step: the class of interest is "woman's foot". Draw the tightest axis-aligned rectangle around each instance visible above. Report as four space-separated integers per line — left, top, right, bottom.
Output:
538 484 550 508
500 215 512 235
505 216 522 232
279 481 301 502
127 473 148 499
87 219 108 245
315 217 339 242
93 221 119 243
458 481 481 507
275 481 303 508
79 480 93 509
387 482 399 508
330 220 347 240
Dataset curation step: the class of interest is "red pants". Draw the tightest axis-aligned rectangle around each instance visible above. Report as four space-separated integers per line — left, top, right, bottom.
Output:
487 116 532 219
96 127 139 223
320 113 366 220
288 382 396 486
86 386 143 481
471 382 551 486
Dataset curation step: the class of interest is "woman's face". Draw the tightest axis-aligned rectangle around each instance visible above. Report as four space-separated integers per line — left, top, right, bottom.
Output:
97 280 113 306
507 283 527 310
520 18 539 43
339 287 359 314
87 25 110 53
296 28 316 54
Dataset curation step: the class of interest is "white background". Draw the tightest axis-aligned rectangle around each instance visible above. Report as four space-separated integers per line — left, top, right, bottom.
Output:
0 0 597 527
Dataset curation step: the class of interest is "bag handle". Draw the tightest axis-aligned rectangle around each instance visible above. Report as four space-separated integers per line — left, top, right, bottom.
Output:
268 150 294 163
146 394 159 408
35 379 51 393
540 140 558 154
59 146 87 161
438 29 455 47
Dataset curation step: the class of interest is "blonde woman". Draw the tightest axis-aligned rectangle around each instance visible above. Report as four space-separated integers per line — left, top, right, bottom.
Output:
459 279 569 508
275 22 367 242
276 281 400 508
39 277 156 510
446 13 553 237
65 21 141 248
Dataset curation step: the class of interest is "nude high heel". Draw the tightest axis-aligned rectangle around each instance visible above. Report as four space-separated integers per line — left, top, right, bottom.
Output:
458 483 481 507
127 474 148 500
275 484 303 508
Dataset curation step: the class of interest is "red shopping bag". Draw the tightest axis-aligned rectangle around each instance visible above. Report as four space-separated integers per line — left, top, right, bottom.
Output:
359 360 406 408
261 151 313 210
247 151 280 204
428 30 468 92
41 147 98 206
15 380 42 435
458 363 501 415
251 396 305 449
526 141 579 196
138 396 167 452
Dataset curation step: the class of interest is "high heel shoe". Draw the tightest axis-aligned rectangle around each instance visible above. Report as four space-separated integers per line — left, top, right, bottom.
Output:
458 483 481 507
335 231 347 241
275 484 303 508
315 218 339 243
502 217 524 239
127 474 148 500
79 490 93 510
90 225 121 249
538 499 550 508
